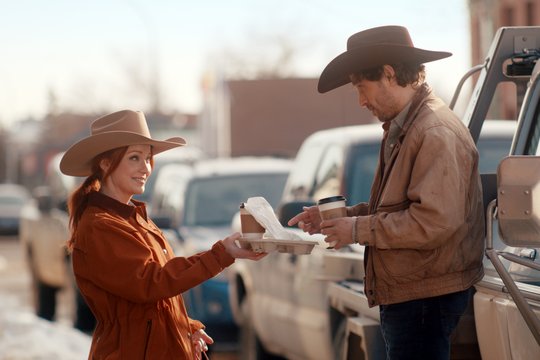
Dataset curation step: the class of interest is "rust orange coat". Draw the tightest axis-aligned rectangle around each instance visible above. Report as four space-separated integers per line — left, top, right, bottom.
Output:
72 191 235 359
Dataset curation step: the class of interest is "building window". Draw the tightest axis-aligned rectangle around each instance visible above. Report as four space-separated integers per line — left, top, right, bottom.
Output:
501 6 514 26
526 1 535 25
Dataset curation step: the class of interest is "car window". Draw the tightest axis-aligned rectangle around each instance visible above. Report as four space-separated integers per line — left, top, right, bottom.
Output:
0 195 27 205
312 144 344 201
183 173 288 227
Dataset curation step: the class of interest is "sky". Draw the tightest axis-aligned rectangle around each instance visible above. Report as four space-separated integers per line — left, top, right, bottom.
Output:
0 0 471 128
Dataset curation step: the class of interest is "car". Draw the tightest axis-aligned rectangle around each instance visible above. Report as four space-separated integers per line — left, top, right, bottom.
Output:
165 156 292 350
228 120 516 359
19 153 96 333
148 162 194 230
0 183 31 236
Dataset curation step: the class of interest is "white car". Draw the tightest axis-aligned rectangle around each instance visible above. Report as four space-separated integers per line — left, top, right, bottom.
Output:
229 120 516 359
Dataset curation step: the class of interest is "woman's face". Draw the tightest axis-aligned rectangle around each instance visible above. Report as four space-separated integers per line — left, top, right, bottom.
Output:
100 144 153 203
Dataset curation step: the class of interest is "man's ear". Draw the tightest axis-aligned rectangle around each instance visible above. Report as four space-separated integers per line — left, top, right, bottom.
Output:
382 65 396 82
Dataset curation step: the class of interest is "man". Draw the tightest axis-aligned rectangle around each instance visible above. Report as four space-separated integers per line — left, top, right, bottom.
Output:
288 25 485 359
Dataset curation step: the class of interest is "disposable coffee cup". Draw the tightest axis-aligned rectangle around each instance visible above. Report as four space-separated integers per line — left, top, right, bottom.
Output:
240 203 265 239
317 195 347 248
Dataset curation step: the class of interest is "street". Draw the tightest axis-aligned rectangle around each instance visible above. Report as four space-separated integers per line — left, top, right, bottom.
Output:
0 236 238 359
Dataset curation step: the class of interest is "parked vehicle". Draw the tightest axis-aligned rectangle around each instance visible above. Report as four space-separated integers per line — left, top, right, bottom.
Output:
19 152 96 333
132 145 203 216
148 162 194 230
164 156 292 350
0 183 31 236
229 119 515 359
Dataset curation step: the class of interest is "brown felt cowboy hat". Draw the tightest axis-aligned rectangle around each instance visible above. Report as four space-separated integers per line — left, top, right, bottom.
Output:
318 25 452 93
60 109 186 177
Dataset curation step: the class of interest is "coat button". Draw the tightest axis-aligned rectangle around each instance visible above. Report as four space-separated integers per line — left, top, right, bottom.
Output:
163 248 168 254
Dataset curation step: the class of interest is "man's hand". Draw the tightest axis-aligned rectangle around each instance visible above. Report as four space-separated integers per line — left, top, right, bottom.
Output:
320 216 356 249
287 206 323 235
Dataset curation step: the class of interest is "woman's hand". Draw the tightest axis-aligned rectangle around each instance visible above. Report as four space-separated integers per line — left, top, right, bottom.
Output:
222 232 267 260
192 329 213 360
287 205 322 235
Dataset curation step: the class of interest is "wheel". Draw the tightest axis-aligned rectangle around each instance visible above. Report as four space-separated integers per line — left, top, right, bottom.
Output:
332 318 347 360
238 297 284 360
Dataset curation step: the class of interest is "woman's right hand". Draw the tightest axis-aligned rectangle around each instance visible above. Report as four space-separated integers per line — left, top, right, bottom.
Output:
287 205 322 235
222 232 267 260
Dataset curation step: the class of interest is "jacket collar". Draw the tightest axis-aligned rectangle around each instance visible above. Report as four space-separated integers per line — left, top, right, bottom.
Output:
400 83 432 134
88 191 146 219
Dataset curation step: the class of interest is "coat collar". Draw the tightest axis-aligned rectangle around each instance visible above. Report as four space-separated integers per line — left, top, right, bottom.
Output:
88 191 147 219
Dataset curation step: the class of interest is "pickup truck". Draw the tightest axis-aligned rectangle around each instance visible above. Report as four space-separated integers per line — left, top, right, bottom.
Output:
228 26 540 360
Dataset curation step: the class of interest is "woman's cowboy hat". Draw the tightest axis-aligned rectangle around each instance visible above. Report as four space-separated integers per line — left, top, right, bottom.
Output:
318 25 452 93
60 109 186 176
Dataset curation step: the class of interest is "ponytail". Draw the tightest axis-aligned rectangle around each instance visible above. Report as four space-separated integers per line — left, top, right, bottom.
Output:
66 146 128 251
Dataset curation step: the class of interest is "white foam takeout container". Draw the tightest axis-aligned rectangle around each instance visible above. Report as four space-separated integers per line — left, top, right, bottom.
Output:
238 237 318 255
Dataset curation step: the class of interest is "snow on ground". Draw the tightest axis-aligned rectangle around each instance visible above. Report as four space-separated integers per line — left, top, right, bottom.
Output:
0 293 91 360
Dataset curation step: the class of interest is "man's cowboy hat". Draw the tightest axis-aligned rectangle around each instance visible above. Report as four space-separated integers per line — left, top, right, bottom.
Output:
318 25 452 93
60 110 186 177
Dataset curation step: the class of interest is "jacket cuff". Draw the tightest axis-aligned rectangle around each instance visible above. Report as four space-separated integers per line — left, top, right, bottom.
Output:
211 240 235 268
355 215 373 246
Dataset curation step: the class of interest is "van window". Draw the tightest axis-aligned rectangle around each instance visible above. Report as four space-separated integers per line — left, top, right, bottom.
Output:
312 144 344 201
284 141 327 201
345 143 380 205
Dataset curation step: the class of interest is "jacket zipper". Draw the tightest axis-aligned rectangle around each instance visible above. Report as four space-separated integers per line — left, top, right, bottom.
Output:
143 320 152 360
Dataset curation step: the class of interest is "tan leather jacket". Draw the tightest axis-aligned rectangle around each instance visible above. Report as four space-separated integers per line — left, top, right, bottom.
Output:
349 84 485 307
72 191 234 359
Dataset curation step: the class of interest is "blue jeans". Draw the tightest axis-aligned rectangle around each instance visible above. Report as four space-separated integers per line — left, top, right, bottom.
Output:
379 288 472 360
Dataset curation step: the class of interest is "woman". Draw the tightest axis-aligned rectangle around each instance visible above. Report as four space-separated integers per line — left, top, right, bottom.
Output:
60 109 265 359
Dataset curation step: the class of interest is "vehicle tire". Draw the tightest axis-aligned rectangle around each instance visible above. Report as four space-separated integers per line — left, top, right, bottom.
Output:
239 298 284 360
332 318 347 360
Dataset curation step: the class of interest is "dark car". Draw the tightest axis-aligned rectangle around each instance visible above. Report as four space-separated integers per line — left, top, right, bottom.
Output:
166 156 292 350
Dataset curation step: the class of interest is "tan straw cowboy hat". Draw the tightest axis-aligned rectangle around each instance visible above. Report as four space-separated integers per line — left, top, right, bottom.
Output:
318 25 452 93
60 109 186 177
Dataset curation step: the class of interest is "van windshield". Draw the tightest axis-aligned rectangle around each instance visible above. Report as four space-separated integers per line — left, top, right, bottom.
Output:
183 173 288 227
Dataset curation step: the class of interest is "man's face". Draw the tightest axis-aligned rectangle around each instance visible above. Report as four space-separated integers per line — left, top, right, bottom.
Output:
352 75 402 123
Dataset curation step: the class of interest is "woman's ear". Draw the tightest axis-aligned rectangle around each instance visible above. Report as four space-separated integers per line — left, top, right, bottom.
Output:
99 158 110 173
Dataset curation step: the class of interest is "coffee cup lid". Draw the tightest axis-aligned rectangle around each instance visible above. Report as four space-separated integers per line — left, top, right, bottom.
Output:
317 195 346 205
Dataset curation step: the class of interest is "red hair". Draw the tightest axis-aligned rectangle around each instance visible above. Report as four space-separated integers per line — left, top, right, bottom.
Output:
66 147 128 251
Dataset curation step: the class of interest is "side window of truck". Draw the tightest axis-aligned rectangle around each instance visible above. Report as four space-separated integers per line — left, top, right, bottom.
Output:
312 144 343 200
345 143 380 204
284 141 327 201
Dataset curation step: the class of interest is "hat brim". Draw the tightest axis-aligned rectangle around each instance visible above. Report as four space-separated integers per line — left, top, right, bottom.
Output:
318 45 452 93
60 131 186 177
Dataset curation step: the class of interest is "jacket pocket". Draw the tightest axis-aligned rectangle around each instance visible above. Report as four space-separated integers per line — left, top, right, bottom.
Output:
143 320 152 360
375 247 439 281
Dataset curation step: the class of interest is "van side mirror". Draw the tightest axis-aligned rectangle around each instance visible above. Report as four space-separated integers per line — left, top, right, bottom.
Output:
277 201 316 227
497 156 540 247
